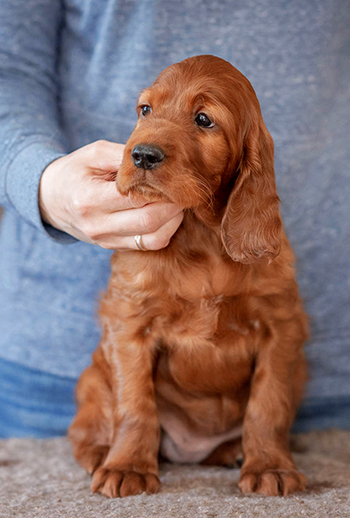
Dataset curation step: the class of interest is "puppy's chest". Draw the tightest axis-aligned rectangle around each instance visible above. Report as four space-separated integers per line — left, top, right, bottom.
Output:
110 253 260 394
155 291 255 349
114 251 258 347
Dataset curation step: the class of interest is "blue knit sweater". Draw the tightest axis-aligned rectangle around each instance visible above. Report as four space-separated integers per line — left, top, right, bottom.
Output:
0 0 349 436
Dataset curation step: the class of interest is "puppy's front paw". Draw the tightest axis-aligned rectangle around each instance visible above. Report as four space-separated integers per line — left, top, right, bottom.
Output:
74 445 109 475
238 467 306 496
91 464 161 498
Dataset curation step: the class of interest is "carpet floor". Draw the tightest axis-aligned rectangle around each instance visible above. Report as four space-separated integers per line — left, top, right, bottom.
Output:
0 429 350 518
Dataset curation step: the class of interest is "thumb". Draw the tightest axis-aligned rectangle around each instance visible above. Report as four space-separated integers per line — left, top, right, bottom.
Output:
78 140 126 173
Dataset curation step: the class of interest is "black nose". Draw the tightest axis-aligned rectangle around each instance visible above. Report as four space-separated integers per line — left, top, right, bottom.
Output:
131 144 165 170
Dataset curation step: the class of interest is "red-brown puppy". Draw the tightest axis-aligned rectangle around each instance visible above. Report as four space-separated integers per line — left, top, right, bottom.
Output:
69 55 308 498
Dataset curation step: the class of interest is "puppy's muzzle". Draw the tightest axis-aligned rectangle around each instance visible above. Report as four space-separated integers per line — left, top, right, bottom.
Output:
131 144 165 170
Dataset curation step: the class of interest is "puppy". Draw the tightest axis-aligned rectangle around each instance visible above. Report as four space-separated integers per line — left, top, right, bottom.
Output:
69 55 308 498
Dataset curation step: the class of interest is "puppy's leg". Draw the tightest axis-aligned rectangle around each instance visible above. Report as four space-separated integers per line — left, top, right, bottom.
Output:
238 317 308 496
91 332 161 498
201 437 243 468
69 349 113 474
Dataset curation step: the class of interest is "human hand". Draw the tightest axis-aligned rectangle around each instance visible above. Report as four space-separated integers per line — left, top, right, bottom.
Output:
39 140 183 250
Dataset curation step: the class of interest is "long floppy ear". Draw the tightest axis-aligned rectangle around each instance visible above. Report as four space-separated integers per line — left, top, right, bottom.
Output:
221 118 283 264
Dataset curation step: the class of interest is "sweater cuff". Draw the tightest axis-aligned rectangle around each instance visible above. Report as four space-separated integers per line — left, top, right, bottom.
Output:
5 141 77 244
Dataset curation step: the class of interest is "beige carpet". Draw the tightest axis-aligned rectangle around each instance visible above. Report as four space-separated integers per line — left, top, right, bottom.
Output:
0 429 350 518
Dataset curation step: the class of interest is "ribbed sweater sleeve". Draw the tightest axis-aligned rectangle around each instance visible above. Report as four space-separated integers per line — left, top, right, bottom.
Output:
0 0 75 243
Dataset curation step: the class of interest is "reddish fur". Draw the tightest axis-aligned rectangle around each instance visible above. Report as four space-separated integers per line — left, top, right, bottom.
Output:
69 55 309 498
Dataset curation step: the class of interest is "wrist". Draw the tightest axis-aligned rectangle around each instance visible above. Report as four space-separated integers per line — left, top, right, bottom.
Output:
39 157 64 229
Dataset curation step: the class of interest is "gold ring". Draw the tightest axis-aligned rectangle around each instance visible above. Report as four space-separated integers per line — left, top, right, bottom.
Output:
134 234 147 251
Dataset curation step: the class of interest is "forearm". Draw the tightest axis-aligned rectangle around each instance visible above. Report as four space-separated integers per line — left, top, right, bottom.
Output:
0 0 69 236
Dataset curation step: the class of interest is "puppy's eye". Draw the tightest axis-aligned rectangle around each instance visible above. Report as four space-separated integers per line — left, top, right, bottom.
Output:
141 105 152 117
195 113 214 128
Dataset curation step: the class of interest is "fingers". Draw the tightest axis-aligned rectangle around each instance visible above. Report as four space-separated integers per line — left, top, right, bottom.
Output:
39 139 184 250
77 140 126 172
77 180 148 214
102 203 183 236
83 209 184 250
124 211 184 251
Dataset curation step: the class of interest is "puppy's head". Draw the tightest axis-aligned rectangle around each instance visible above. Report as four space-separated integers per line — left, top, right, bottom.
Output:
117 55 282 264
